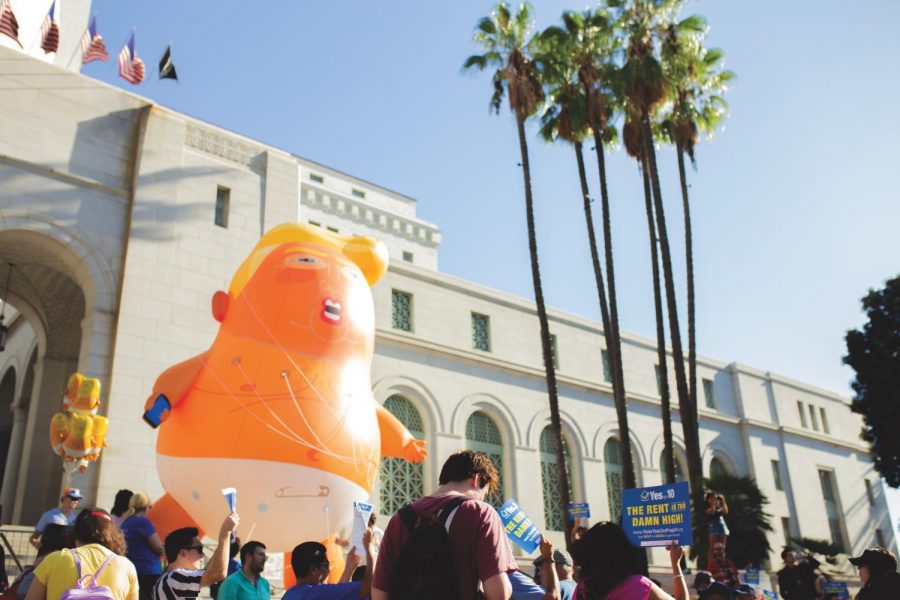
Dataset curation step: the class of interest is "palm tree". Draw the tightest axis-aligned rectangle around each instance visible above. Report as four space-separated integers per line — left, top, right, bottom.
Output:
537 11 638 492
622 108 676 485
463 1 574 544
660 19 734 425
620 0 704 489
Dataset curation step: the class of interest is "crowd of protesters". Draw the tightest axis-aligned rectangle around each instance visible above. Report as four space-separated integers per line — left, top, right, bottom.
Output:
3 452 896 600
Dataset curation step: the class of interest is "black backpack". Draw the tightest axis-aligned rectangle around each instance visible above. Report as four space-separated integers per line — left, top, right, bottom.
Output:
389 496 471 600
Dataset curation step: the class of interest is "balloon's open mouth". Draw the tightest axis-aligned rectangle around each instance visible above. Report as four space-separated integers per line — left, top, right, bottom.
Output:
321 297 342 324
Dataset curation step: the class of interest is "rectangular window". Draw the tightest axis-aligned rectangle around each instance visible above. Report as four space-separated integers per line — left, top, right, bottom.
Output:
797 401 808 428
549 334 558 369
472 313 491 352
865 479 875 506
771 460 783 491
875 529 886 548
402 251 414 263
818 469 845 552
809 404 819 431
214 186 230 228
391 290 412 332
308 220 321 227
601 350 612 383
310 173 324 183
781 517 792 548
820 407 830 434
655 365 662 395
352 188 366 198
703 378 716 409
326 226 339 233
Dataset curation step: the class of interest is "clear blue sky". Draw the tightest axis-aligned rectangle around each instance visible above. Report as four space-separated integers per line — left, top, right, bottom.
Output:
83 0 900 521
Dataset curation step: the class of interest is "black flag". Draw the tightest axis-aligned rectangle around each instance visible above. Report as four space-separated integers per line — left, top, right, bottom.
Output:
158 45 178 81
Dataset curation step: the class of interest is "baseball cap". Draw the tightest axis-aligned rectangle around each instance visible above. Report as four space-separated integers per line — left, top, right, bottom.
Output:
552 549 572 566
848 547 897 572
693 571 712 588
699 581 733 599
62 487 83 500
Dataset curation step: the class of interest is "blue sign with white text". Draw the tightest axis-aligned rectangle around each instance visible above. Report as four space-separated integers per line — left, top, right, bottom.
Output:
744 567 760 584
821 581 849 599
567 502 591 520
621 481 692 547
498 499 542 554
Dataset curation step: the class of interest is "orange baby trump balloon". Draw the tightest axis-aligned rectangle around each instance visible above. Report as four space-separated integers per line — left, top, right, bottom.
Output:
143 224 426 550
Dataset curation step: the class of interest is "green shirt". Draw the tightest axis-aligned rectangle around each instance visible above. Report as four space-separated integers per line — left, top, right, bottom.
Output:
217 569 271 600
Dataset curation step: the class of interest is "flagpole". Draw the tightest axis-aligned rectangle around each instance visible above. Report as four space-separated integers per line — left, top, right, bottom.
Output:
25 0 52 54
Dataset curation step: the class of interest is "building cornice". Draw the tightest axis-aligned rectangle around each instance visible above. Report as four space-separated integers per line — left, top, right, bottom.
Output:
303 184 441 248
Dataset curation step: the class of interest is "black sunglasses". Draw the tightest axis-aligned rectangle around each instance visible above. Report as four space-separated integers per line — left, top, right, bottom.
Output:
186 544 205 555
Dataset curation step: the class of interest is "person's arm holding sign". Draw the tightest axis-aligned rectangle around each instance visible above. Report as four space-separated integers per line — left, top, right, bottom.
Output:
648 545 688 600
538 538 560 600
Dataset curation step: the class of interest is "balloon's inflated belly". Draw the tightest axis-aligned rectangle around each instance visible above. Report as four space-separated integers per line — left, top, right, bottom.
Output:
156 455 370 550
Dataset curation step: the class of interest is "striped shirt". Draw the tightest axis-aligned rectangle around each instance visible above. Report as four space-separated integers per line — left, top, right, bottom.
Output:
153 569 203 600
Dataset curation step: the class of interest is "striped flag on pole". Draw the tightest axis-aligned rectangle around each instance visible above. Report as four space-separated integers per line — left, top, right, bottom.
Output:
0 0 21 48
118 32 145 84
40 1 59 54
81 16 109 64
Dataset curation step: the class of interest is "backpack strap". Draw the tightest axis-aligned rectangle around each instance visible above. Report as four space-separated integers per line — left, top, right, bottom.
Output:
437 496 469 526
69 549 82 581
398 496 471 533
72 549 116 588
398 504 418 533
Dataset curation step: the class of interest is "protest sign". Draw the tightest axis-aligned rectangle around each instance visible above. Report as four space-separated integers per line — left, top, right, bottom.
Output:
744 567 760 584
821 581 850 599
621 481 691 547
498 499 542 554
221 487 237 541
567 503 590 520
350 501 374 563
762 590 777 600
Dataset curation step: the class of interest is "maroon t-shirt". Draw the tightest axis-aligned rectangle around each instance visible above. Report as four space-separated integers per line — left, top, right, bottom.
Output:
373 493 518 598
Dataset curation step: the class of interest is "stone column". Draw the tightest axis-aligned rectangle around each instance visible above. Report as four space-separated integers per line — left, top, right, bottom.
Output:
13 353 78 524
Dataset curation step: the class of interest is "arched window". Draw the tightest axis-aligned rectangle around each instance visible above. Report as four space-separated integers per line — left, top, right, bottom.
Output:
465 411 505 508
659 451 685 483
709 457 727 479
539 426 574 531
604 438 623 523
378 395 425 515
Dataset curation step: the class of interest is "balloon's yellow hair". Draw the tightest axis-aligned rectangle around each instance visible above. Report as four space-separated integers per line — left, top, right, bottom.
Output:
228 223 389 297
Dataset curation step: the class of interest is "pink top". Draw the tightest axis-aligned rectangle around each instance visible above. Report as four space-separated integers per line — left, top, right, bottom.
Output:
576 574 652 600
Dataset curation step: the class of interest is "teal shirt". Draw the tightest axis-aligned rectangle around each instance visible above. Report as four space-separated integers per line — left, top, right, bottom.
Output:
218 569 271 600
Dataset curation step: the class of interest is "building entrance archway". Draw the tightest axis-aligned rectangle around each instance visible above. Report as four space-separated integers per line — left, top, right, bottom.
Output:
0 230 92 524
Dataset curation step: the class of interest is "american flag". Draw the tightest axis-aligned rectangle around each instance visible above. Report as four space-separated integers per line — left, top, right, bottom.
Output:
118 32 145 85
0 0 21 48
81 16 109 64
40 1 59 54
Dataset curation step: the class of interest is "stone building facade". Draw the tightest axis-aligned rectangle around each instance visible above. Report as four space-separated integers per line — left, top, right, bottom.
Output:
0 43 895 576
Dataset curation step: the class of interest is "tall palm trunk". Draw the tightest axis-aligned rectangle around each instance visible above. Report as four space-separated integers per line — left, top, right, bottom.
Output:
640 113 703 489
588 126 637 490
574 141 637 494
676 145 698 424
516 112 573 546
639 149 675 484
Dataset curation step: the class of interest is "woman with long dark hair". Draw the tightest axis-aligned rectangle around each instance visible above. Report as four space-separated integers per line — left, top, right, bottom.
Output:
24 508 138 600
571 522 687 600
109 490 133 528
